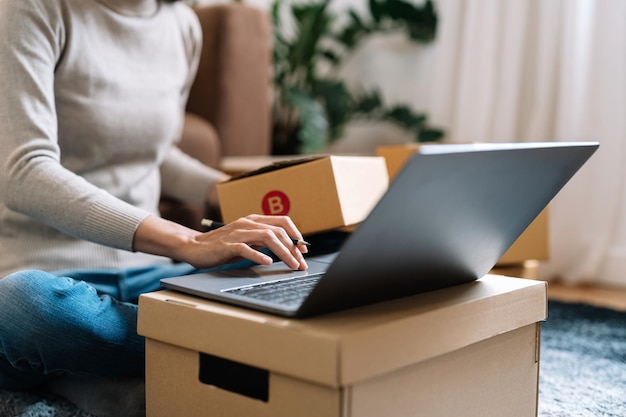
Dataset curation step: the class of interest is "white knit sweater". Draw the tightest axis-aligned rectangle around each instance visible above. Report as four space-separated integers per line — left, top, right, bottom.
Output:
0 0 224 275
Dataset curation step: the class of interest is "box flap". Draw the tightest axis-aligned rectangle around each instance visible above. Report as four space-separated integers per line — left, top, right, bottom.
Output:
226 156 325 181
329 156 388 226
138 275 546 388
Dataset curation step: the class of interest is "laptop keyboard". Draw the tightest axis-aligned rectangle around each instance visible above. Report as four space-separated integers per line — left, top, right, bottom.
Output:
223 274 323 307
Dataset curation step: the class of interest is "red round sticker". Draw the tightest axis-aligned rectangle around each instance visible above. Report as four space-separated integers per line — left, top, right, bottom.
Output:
261 190 290 215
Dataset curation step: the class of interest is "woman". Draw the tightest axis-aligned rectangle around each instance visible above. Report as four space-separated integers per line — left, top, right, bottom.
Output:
0 0 307 415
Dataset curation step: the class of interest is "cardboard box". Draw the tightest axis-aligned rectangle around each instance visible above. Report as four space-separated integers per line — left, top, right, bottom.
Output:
138 275 546 417
217 156 389 235
377 144 550 265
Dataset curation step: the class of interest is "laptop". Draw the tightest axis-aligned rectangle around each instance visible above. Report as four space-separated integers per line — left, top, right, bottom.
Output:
161 142 598 317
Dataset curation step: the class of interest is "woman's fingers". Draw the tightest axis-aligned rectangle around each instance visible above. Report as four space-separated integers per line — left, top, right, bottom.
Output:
235 215 307 248
225 215 308 254
231 234 305 270
197 215 308 270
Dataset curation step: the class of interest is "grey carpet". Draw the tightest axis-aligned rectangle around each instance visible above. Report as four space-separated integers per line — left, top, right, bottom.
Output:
0 300 623 416
538 300 626 417
0 388 95 417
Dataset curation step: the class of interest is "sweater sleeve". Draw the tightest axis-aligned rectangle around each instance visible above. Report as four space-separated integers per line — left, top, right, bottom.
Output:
0 0 149 251
160 146 226 205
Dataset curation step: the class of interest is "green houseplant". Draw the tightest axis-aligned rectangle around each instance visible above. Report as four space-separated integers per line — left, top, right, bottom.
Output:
271 0 443 154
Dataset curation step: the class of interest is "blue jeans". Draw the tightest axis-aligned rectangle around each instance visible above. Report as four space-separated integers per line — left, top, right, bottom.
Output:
0 261 253 389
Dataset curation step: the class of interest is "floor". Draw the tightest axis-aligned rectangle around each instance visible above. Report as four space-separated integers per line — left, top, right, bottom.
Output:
546 281 626 311
491 261 626 311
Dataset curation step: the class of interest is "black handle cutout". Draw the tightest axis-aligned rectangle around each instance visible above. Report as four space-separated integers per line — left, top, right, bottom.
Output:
199 352 269 402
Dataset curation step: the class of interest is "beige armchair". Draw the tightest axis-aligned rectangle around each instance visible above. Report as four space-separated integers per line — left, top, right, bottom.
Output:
160 3 273 228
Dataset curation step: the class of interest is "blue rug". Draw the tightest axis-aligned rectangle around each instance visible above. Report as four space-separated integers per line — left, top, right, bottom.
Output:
0 388 96 417
0 300 623 416
539 300 626 417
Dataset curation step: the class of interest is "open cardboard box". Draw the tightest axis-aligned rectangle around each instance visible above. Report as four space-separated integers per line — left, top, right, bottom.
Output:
377 144 550 265
217 156 389 235
138 275 546 417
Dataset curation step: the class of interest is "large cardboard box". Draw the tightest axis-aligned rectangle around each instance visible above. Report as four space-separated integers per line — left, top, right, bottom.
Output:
138 275 547 417
377 144 550 265
216 156 388 235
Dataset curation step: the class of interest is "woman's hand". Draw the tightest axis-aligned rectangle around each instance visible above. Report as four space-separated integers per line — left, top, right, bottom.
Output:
133 214 308 271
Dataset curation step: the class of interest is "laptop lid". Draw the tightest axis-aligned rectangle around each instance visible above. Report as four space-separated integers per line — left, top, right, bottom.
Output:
161 141 598 317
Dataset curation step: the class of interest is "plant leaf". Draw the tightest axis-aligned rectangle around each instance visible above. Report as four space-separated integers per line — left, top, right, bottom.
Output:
286 89 329 154
312 80 355 142
418 128 445 143
319 49 341 65
352 88 384 114
288 1 333 85
369 0 384 22
384 104 426 129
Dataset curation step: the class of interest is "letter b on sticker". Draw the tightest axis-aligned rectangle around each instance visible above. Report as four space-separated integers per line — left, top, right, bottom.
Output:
261 190 290 215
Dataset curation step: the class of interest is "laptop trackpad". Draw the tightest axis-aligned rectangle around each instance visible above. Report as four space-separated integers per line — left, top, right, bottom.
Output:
217 257 330 279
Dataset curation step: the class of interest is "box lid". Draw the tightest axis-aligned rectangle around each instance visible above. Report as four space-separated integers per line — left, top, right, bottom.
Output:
138 275 546 388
